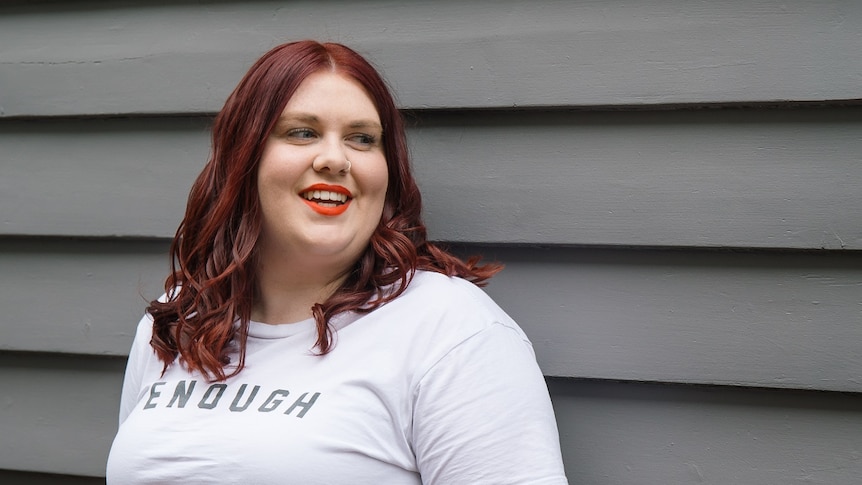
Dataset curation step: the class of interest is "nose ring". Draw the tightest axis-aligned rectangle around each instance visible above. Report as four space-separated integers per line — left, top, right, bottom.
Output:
343 159 352 173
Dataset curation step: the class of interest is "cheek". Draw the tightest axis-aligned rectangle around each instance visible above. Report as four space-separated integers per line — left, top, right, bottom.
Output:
371 174 390 221
256 171 278 215
258 151 302 195
357 160 389 232
375 170 390 202
370 157 390 199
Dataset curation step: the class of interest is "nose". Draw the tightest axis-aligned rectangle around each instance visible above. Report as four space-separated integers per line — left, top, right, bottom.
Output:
312 137 351 175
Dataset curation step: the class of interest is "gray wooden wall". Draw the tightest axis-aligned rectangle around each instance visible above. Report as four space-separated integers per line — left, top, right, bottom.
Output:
2 1 861 483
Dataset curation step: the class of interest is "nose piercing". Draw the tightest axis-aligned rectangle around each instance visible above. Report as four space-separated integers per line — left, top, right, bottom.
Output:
343 159 352 173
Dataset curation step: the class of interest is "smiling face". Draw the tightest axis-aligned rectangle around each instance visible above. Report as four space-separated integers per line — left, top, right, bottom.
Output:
256 71 389 277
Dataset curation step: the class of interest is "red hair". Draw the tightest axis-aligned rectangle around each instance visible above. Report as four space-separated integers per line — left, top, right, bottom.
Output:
148 40 501 381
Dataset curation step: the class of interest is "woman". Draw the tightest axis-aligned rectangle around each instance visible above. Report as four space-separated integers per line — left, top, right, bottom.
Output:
107 40 567 484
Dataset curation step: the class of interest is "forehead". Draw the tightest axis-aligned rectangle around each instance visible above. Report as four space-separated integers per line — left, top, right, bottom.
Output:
281 71 381 123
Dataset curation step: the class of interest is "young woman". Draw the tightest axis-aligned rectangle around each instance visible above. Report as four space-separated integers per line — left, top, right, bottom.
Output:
106 40 567 484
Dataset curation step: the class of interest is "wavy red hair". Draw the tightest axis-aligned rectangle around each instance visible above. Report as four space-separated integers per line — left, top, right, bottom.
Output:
148 40 501 381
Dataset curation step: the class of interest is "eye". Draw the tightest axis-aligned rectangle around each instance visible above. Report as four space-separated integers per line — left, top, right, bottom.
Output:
285 128 317 141
346 133 379 149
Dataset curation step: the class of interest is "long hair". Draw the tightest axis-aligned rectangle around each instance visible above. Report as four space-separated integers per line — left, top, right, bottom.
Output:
148 40 501 381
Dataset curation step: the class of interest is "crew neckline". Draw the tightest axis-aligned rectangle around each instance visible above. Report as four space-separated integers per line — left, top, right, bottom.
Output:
246 317 316 339
244 311 361 339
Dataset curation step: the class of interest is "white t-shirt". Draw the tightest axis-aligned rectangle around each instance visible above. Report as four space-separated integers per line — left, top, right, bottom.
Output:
106 271 567 484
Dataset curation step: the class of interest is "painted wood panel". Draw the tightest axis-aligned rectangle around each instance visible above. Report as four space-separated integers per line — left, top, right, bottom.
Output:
0 238 168 356
2 0 861 116
3 1 860 484
548 378 862 485
0 118 206 238
3 108 860 248
0 470 101 485
2 355 860 483
478 245 862 393
0 353 125 477
3 239 860 392
414 108 862 249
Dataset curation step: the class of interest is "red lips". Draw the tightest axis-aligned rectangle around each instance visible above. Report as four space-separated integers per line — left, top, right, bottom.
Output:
299 184 353 216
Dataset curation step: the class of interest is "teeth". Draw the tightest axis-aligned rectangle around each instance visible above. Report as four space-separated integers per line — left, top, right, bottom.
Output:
303 190 348 203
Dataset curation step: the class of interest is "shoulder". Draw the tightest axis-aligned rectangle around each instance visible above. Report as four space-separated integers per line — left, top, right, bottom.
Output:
135 311 156 339
403 270 501 309
400 270 513 324
127 311 161 371
373 270 531 351
132 292 172 345
127 292 172 365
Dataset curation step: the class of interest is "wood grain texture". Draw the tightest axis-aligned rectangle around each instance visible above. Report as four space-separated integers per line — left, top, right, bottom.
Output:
3 239 860 392
3 108 861 249
2 0 861 116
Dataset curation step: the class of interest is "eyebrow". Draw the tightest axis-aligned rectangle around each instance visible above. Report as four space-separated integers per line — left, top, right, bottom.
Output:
348 120 383 132
275 112 382 132
277 113 318 124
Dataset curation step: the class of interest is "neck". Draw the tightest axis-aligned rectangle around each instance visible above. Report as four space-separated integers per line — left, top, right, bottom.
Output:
251 251 351 325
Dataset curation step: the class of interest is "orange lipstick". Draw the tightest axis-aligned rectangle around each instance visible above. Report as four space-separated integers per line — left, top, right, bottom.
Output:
300 184 352 216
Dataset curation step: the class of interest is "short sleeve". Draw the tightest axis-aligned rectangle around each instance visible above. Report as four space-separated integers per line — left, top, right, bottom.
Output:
412 323 568 484
117 314 157 425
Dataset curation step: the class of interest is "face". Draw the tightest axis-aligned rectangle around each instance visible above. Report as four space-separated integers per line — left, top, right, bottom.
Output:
256 71 388 273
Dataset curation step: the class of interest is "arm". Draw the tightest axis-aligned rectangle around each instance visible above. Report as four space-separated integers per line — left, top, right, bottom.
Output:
412 323 568 484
